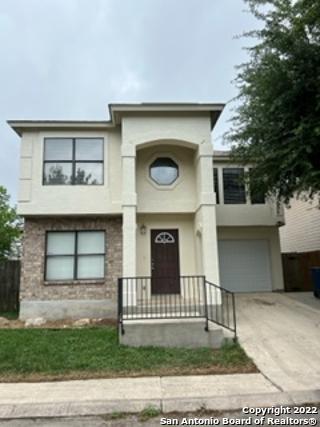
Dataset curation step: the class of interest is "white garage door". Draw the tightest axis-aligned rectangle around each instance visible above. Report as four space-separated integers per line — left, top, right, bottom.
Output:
218 240 272 292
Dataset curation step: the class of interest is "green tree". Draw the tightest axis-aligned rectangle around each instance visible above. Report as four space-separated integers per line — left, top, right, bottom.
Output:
0 186 22 260
228 0 320 203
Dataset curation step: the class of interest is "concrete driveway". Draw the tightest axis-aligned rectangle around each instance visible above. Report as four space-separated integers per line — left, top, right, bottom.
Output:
236 292 320 392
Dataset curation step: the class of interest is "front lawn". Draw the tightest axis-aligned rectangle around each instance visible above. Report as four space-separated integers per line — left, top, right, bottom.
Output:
0 327 257 381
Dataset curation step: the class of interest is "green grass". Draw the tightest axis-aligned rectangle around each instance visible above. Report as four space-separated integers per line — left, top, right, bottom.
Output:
139 405 161 421
0 311 18 320
0 327 256 381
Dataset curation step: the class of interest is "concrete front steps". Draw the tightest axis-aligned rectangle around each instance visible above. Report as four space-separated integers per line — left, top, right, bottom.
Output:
119 318 229 348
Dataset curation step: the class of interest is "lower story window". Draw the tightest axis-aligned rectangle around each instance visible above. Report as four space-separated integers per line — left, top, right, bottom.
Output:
45 231 105 281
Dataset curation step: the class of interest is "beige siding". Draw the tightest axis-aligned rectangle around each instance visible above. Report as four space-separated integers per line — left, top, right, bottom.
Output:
280 197 320 253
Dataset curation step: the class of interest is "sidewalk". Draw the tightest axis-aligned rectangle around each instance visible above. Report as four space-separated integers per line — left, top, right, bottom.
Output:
0 373 319 419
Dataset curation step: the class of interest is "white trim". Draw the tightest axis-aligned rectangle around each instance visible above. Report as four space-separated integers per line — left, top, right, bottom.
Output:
154 231 176 244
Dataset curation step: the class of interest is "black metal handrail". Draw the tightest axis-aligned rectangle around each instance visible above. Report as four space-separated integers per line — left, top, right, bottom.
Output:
205 280 237 338
117 276 236 339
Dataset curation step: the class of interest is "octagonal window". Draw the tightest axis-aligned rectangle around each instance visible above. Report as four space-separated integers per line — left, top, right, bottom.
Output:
150 157 179 186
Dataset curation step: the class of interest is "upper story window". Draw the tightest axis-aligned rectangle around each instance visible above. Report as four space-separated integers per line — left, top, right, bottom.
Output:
249 168 266 204
149 157 179 186
223 168 246 204
43 138 104 185
251 190 266 204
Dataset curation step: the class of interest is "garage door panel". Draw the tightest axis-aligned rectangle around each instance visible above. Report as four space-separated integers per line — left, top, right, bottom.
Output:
218 240 272 292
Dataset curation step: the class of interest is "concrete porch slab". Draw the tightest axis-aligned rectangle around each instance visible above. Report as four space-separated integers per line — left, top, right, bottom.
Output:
120 319 224 348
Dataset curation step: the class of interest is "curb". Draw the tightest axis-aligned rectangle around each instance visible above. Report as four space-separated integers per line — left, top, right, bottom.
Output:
162 389 320 412
0 399 160 419
0 390 319 419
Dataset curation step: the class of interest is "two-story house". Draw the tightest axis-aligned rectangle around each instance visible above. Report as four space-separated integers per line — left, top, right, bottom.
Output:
9 103 284 334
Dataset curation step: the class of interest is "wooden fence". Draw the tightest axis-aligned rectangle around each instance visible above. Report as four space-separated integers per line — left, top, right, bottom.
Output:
282 251 320 292
0 260 20 312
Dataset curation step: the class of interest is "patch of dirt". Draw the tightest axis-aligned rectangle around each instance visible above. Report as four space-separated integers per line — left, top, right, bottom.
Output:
0 319 24 328
0 317 117 329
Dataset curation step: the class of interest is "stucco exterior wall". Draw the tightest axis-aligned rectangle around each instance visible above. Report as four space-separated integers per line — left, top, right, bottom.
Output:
17 129 122 216
20 216 122 319
136 145 197 213
119 111 220 285
217 226 284 291
280 197 320 253
121 113 212 148
213 161 284 227
216 205 282 226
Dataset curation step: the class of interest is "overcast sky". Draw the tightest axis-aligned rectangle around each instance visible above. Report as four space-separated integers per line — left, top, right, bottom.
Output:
0 0 258 203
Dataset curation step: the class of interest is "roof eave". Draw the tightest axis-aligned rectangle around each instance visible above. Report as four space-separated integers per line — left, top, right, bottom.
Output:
7 120 114 137
109 103 225 129
8 102 225 136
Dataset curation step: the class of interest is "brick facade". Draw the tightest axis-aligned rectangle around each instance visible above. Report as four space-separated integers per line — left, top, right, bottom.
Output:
21 217 122 305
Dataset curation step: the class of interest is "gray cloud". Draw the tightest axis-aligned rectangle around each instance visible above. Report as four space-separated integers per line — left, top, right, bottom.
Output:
0 0 257 202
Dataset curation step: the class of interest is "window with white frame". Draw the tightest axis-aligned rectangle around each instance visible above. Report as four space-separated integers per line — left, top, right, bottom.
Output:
45 231 105 281
43 138 104 185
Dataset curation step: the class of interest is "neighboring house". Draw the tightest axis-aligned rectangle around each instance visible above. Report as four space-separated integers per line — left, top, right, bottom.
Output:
280 197 320 253
280 197 320 292
8 103 285 324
